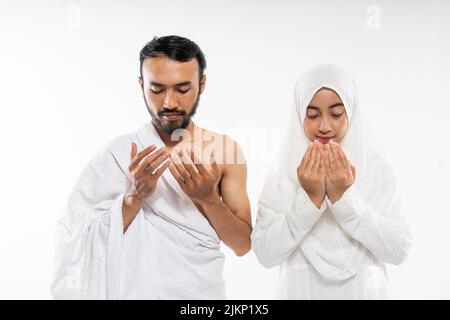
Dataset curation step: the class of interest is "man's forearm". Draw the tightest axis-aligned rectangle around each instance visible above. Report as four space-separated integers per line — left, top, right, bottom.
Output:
122 193 143 233
195 194 252 256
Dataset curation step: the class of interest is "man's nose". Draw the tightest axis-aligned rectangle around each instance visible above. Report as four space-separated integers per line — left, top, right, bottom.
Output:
163 89 178 109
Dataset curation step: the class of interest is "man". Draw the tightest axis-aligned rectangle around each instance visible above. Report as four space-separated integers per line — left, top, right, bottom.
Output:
51 35 252 299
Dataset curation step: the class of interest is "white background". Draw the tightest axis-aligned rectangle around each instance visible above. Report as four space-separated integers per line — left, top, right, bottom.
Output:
0 0 449 299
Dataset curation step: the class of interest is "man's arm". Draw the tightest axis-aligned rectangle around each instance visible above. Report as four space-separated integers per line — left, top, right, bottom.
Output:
169 140 252 256
195 152 252 256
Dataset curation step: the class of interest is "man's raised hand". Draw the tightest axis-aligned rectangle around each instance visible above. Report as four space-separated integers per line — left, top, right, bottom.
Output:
122 143 170 232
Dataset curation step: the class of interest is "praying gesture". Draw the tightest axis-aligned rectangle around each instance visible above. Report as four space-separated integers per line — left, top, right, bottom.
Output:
122 143 171 232
125 143 171 206
298 140 356 207
169 147 221 204
297 140 326 208
323 140 356 204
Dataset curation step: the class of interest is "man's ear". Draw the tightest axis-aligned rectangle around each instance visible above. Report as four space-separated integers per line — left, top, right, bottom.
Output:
138 76 144 90
199 75 206 94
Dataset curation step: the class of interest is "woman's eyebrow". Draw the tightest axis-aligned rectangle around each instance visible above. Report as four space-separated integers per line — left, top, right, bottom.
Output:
328 102 344 109
307 102 344 110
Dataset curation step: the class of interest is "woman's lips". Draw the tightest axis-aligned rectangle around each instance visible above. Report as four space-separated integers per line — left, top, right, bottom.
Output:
317 136 334 143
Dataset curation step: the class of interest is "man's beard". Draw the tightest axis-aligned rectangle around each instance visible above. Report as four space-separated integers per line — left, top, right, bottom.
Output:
143 93 200 134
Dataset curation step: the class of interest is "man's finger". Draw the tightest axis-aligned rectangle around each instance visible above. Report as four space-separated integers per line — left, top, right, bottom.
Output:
169 163 185 186
135 147 167 177
179 148 199 178
170 152 191 181
145 151 171 176
129 144 157 171
153 159 171 179
191 149 209 176
130 143 137 161
210 151 220 174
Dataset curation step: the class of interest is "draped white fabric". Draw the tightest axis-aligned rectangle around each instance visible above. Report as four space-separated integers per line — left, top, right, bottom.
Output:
51 123 226 299
251 64 412 299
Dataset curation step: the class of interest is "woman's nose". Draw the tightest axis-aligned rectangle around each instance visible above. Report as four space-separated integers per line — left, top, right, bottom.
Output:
319 118 331 133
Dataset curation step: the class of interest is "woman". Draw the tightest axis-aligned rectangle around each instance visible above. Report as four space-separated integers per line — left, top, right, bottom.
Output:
251 64 412 299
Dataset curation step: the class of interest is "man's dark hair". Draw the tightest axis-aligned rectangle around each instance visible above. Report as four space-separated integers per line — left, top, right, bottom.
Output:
139 35 207 80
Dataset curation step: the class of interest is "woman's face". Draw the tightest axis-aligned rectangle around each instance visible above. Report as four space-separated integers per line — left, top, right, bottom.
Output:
303 88 349 144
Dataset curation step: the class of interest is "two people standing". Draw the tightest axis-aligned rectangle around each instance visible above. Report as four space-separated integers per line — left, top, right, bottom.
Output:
52 36 412 300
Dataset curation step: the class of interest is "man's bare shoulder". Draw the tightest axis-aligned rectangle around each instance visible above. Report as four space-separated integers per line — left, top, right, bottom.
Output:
197 128 246 168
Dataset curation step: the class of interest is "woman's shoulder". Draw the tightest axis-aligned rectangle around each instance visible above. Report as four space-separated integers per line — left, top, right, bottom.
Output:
366 151 398 192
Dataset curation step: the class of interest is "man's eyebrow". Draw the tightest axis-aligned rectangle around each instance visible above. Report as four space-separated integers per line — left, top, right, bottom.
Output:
150 81 192 87
307 102 344 110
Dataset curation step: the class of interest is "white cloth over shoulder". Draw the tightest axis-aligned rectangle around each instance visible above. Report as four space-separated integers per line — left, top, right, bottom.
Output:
251 64 412 299
51 123 226 299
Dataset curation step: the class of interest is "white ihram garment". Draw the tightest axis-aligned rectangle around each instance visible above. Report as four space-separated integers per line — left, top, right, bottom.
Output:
51 122 225 299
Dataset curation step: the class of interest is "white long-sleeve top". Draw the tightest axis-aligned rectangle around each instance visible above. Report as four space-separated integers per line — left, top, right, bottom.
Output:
252 63 413 299
251 178 412 299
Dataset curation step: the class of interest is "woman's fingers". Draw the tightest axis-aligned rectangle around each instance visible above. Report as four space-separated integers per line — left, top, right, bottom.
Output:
311 142 322 173
305 141 318 172
328 141 341 173
319 148 325 176
323 148 332 177
299 142 313 172
324 144 333 176
350 163 356 180
332 142 349 171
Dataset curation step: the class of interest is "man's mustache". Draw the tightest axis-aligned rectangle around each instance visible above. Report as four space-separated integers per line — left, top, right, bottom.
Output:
158 108 186 116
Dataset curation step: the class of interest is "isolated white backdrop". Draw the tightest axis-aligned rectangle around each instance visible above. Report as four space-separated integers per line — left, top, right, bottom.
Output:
0 0 449 299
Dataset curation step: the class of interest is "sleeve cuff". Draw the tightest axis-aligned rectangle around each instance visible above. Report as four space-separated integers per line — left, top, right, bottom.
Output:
327 184 364 224
294 187 327 227
101 193 125 230
104 193 127 299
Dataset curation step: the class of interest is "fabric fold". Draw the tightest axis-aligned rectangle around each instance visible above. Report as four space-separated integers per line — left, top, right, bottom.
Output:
52 122 226 299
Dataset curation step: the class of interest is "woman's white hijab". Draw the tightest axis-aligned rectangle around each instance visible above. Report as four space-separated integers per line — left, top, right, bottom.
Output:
256 64 404 280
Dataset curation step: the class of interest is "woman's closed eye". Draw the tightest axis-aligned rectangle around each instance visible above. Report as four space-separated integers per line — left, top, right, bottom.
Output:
307 114 319 119
307 113 343 119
